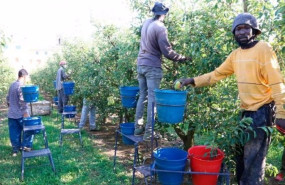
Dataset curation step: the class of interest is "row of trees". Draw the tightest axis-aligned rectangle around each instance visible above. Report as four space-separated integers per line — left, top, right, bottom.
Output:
0 31 14 105
31 0 284 172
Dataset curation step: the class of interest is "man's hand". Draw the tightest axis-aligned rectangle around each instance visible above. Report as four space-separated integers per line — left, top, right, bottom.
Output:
23 113 29 118
276 119 285 135
181 56 192 63
180 78 195 87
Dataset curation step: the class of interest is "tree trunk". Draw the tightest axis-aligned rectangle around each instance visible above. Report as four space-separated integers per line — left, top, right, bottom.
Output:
124 108 130 122
183 130 195 150
103 115 106 124
119 111 123 124
173 125 195 151
243 0 248 12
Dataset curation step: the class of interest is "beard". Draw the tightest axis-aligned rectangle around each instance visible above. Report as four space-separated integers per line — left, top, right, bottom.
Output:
235 35 255 48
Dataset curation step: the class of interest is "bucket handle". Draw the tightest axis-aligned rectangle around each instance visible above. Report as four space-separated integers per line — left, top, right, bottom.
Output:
156 103 186 107
188 152 223 159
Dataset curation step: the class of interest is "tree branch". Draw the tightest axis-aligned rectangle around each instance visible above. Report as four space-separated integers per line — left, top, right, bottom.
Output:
173 125 186 141
243 0 248 12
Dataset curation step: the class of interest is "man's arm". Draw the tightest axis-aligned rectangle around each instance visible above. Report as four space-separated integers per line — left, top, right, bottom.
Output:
157 26 189 62
18 86 29 117
181 53 234 87
61 68 68 81
261 45 285 120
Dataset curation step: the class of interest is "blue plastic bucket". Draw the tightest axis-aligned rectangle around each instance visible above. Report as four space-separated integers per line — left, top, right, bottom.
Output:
53 96 58 105
120 86 139 108
154 147 188 185
120 123 135 145
63 81 75 95
64 105 76 118
53 80 56 89
154 89 187 124
21 85 39 102
23 116 42 134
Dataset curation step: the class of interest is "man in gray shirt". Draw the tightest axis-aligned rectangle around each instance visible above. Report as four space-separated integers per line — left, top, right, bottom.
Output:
6 69 33 156
135 2 191 140
56 60 69 113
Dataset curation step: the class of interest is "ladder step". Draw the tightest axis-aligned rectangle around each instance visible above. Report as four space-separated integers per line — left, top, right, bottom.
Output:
61 129 80 134
23 125 45 132
135 165 152 177
124 135 144 143
22 148 51 158
62 111 77 115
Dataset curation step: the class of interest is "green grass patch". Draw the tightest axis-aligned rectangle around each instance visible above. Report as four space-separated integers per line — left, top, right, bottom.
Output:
0 110 132 185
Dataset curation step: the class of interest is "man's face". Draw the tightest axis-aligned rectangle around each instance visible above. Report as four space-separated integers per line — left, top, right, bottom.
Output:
234 24 254 44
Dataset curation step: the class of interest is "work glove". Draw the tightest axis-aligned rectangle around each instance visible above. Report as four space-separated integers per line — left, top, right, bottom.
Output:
180 56 192 63
180 78 195 87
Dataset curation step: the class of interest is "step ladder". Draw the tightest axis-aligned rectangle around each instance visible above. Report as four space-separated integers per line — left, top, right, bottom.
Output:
21 123 55 181
59 111 83 147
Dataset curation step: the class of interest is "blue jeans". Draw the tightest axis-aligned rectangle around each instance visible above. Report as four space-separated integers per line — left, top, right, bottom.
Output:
8 118 34 152
236 102 275 185
57 89 69 113
79 100 96 130
135 65 163 133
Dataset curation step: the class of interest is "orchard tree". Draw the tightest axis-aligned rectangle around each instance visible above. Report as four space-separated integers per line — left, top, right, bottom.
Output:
31 0 284 163
129 0 285 155
0 31 14 105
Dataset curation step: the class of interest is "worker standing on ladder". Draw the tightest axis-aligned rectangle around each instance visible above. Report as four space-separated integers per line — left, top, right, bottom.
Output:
134 2 191 141
56 60 69 113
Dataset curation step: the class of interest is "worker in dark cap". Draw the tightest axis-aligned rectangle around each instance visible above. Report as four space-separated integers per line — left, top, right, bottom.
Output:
134 2 191 141
180 12 285 185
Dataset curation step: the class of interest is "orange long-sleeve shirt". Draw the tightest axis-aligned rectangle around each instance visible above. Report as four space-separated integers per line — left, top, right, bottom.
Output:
194 41 285 119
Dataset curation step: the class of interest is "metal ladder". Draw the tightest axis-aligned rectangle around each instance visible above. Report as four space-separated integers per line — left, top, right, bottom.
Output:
21 122 56 181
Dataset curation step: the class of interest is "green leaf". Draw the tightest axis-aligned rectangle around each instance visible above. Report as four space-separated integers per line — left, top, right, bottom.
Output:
260 127 269 136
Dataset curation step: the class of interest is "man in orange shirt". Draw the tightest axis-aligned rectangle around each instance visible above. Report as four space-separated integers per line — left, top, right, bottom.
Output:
181 13 285 185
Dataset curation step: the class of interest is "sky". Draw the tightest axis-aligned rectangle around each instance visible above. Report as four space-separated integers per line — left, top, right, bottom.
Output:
0 0 133 48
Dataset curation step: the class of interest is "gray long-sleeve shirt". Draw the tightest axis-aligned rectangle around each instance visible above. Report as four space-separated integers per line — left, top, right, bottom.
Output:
6 80 28 119
56 66 68 90
137 19 185 68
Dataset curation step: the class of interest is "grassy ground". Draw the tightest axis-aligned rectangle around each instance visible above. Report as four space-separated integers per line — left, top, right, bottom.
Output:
1 107 284 185
0 110 132 185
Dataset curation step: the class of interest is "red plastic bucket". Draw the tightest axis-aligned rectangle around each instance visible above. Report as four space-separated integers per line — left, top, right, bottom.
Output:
188 145 224 185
